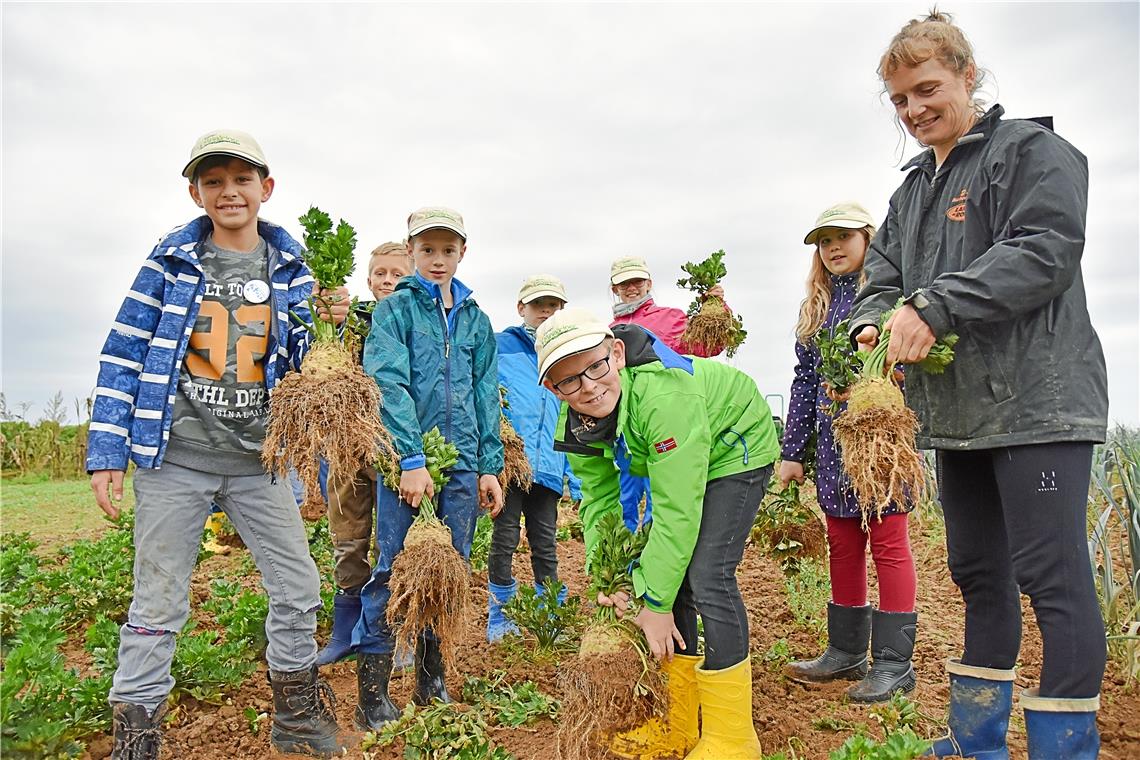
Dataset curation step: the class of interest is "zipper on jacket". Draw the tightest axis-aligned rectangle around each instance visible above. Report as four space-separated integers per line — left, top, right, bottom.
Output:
436 298 452 441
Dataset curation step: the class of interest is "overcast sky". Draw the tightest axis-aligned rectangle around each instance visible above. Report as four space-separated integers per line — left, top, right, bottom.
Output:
2 2 1137 427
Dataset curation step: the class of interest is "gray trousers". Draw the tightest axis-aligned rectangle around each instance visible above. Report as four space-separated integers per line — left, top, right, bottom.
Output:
110 461 321 711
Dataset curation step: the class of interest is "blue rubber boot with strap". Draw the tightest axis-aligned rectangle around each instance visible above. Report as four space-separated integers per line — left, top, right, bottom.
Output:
487 578 519 643
1021 687 1100 760
316 586 361 666
925 658 1015 758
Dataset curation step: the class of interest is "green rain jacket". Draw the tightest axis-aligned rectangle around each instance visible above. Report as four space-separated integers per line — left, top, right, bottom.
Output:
554 325 779 612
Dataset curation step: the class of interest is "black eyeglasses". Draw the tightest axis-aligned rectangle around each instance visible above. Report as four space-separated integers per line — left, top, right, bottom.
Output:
552 352 613 395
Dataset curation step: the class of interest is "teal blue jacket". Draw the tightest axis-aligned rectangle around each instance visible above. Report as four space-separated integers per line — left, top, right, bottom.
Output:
363 273 504 476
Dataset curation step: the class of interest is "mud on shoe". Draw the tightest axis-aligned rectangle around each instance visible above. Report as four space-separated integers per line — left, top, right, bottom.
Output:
269 665 347 758
110 702 167 760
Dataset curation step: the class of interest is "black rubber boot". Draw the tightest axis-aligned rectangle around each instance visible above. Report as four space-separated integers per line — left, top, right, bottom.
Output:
784 603 871 683
847 609 918 703
354 652 402 730
269 665 347 758
110 702 167 760
412 635 450 705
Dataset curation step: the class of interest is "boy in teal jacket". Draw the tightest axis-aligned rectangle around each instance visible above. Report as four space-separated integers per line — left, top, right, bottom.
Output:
354 207 504 730
539 308 778 760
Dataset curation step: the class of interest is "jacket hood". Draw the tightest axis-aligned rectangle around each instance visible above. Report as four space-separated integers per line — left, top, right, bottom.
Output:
613 324 693 375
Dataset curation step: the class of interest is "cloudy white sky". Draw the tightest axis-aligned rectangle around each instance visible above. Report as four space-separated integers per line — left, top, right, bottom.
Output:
2 2 1137 426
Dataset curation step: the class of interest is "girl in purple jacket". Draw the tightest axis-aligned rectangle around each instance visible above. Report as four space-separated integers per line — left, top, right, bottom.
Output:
777 202 917 703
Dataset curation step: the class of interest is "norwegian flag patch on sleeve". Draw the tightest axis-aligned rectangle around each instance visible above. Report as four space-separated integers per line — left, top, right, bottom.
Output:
654 437 678 454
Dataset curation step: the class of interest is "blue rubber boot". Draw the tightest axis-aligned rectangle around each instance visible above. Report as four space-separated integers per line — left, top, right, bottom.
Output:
316 587 361 666
1021 687 1100 760
487 579 519 643
534 581 569 607
925 658 1016 758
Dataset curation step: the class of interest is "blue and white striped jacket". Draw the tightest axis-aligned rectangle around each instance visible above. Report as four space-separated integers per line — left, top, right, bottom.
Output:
86 216 314 472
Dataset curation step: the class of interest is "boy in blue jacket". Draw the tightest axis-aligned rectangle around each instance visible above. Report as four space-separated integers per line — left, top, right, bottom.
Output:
486 275 582 642
86 129 348 759
354 206 504 729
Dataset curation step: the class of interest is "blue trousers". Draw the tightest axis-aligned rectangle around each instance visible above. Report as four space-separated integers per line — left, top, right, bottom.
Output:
353 470 479 654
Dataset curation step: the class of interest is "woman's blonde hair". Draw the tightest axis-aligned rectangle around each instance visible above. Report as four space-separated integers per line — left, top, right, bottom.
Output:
794 228 873 344
878 9 985 101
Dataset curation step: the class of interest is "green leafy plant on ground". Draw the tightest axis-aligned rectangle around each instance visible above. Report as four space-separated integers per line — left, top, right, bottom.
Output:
753 480 826 573
783 558 830 644
460 670 559 726
828 729 929 760
501 583 584 655
469 514 493 572
369 701 514 760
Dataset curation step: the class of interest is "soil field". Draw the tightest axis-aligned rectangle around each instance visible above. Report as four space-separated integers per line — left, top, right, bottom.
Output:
66 509 1140 760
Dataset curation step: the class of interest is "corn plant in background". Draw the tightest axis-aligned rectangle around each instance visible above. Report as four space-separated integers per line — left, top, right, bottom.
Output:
1088 426 1140 681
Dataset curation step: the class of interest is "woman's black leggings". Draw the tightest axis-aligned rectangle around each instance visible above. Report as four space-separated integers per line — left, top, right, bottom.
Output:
937 441 1105 698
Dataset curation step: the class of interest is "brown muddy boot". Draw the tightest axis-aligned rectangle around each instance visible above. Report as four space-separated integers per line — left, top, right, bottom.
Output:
783 602 870 682
412 635 450 705
269 665 348 758
110 702 167 760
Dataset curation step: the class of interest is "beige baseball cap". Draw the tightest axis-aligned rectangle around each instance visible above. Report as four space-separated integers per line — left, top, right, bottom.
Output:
610 256 652 285
407 206 466 240
518 274 569 304
803 202 877 245
535 308 613 382
182 129 269 179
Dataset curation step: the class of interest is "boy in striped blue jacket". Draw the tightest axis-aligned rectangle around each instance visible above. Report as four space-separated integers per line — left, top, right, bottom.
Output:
86 129 349 760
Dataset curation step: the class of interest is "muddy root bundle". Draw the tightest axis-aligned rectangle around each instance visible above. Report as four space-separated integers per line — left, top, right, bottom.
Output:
556 622 664 760
558 512 663 759
383 427 469 665
499 416 532 494
263 343 391 520
832 307 958 528
677 249 747 357
832 376 925 528
262 206 391 518
682 295 745 357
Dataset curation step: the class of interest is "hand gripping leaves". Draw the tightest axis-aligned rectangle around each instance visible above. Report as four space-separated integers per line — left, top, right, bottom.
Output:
832 303 959 527
677 249 747 357
557 512 665 759
262 207 392 518
497 386 532 496
377 427 470 667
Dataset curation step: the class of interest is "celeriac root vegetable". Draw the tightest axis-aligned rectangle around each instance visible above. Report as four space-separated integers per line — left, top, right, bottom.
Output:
677 249 747 357
379 428 470 666
262 207 391 519
832 306 958 528
498 386 532 494
557 512 664 760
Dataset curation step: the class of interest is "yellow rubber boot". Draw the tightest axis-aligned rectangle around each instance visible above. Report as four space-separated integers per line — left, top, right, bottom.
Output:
610 653 701 759
202 512 230 555
685 658 761 760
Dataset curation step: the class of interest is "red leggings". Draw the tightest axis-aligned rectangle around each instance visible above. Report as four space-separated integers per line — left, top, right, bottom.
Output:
826 514 916 613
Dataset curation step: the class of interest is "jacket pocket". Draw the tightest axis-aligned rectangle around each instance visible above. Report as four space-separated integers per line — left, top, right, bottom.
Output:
965 329 1014 404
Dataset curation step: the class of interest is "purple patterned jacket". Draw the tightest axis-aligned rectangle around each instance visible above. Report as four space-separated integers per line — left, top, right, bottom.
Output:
780 273 905 520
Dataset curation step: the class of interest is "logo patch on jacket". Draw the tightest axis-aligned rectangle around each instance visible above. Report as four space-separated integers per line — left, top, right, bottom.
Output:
946 188 968 222
654 437 678 454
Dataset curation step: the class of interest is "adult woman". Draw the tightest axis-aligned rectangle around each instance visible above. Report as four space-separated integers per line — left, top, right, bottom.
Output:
850 11 1107 759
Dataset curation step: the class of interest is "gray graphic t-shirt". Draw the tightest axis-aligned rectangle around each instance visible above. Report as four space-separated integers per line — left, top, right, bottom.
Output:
164 236 273 475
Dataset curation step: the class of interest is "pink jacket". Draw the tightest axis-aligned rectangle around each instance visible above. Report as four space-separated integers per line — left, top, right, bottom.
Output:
610 298 725 358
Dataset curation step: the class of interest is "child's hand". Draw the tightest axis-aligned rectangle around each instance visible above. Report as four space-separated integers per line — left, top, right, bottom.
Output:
824 381 853 404
706 283 725 300
633 607 686 661
91 469 125 520
596 590 631 618
479 474 503 517
400 467 434 508
315 286 351 325
777 460 804 490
